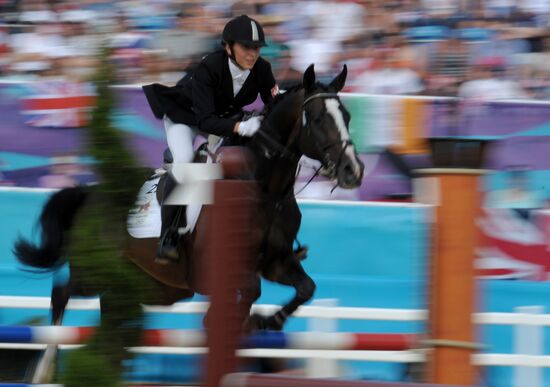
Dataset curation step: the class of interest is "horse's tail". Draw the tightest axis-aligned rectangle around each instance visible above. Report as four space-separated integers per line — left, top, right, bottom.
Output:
13 186 89 271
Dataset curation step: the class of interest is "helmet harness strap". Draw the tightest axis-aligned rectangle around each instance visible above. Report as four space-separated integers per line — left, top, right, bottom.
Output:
227 42 247 71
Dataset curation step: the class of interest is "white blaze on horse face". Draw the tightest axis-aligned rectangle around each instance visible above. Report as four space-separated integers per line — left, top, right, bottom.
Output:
325 99 362 175
302 111 307 127
325 99 349 141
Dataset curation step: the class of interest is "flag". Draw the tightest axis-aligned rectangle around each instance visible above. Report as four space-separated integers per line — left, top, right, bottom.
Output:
476 207 550 280
20 80 96 128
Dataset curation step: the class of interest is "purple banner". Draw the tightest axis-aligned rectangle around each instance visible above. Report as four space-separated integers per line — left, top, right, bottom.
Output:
1 82 550 202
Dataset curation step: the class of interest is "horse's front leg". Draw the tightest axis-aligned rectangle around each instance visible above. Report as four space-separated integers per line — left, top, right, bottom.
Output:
240 274 262 332
255 257 316 331
203 273 261 331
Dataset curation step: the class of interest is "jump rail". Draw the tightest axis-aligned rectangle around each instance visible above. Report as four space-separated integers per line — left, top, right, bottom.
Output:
1 295 548 326
0 326 417 350
2 296 549 368
2 341 548 368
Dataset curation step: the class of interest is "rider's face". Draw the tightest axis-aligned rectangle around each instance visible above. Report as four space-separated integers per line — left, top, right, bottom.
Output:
227 42 261 70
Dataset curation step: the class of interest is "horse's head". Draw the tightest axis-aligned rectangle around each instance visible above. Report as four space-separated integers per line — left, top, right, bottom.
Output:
299 64 364 189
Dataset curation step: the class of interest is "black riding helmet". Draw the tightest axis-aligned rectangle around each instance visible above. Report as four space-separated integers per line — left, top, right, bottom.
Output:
222 15 266 48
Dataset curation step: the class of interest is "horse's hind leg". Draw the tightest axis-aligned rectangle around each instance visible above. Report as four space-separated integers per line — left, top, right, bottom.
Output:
31 281 71 383
256 259 316 331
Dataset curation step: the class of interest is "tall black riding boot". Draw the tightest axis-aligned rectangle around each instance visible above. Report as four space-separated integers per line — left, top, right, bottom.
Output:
156 173 186 263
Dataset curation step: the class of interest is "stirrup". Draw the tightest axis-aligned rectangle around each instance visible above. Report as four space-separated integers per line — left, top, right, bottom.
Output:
155 231 180 264
155 245 179 264
177 225 191 235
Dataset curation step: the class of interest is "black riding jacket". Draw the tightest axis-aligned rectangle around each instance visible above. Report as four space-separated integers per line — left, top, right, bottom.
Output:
143 49 277 137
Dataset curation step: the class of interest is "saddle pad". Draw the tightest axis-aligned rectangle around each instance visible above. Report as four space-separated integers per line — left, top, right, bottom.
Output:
127 172 202 238
127 174 162 239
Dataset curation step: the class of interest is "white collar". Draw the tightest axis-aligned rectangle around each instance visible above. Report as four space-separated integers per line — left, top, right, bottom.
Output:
228 58 250 81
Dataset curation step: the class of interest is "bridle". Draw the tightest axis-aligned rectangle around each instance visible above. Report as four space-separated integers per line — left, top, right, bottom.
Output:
302 92 339 107
254 90 354 195
300 92 354 178
257 91 351 163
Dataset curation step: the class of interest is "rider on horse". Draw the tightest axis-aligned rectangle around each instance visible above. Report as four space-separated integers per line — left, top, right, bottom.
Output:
143 15 279 262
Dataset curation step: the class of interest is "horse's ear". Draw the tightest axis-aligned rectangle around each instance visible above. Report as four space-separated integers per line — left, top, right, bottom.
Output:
303 64 316 93
329 64 347 92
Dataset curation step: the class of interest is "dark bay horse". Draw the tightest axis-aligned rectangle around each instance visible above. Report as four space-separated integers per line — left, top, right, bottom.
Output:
13 64 364 381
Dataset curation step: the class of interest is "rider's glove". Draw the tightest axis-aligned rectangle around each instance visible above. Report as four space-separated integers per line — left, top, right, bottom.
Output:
236 116 263 137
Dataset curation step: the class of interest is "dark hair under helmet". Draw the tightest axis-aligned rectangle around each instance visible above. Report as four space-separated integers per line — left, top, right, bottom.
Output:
222 15 266 47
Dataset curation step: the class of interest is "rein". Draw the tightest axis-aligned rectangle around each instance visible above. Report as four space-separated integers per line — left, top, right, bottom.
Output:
256 91 341 160
255 91 346 195
257 91 346 259
255 128 299 161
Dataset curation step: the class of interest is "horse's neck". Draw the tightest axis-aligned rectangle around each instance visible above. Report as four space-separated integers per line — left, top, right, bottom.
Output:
266 90 303 149
258 94 303 198
265 151 299 197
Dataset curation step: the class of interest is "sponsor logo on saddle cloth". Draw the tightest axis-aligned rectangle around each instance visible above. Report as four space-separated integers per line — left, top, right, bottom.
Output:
127 171 162 239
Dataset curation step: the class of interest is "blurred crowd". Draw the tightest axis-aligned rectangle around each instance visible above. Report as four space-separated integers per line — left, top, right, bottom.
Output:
1 0 550 99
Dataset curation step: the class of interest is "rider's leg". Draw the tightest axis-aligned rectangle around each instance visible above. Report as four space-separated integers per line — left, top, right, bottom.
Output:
157 173 180 260
157 116 196 261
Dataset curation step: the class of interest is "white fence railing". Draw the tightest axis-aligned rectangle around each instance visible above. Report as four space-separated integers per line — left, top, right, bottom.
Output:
0 295 546 387
2 295 547 326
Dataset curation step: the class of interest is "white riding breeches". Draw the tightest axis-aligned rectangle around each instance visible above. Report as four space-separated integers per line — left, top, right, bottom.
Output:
163 115 197 164
162 115 201 233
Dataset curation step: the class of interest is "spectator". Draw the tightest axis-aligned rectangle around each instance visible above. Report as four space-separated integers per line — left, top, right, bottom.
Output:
470 28 530 69
352 47 425 95
256 15 301 88
7 11 64 75
426 33 470 96
0 25 10 76
1 0 550 93
483 0 518 19
457 57 528 100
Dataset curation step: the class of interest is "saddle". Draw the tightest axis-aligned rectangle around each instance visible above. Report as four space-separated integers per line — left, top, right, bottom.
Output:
124 137 227 289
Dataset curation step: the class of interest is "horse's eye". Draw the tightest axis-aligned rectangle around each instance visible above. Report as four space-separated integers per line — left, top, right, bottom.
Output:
312 115 323 123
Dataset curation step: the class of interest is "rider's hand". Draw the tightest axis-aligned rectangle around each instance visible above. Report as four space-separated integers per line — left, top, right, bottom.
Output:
236 116 263 137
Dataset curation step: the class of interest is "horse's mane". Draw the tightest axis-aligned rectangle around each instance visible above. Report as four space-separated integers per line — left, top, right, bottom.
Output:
263 83 303 117
264 80 336 117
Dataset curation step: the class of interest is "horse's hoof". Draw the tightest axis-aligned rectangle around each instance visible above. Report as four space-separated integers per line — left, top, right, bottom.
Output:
264 315 284 331
244 313 284 331
244 313 267 331
294 246 308 261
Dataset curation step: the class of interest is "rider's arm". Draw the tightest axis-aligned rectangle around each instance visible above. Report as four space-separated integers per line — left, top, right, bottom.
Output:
257 57 278 104
192 61 238 137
